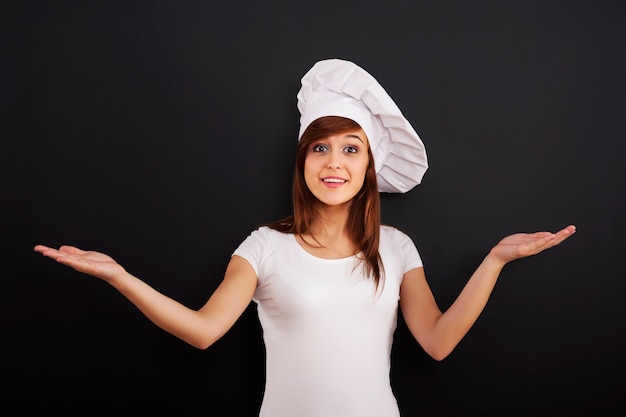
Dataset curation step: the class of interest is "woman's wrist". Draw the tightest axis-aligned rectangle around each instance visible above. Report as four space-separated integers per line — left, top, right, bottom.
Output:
484 250 508 271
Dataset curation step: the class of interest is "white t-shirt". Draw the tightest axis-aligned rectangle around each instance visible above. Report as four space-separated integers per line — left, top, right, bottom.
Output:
233 225 423 417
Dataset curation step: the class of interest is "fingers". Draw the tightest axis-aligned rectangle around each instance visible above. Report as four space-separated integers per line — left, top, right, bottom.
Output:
545 225 576 247
34 244 86 261
34 245 49 253
34 245 62 258
557 225 577 237
34 245 93 274
532 225 576 242
34 244 83 252
58 245 85 255
529 232 556 239
526 225 576 240
530 225 576 254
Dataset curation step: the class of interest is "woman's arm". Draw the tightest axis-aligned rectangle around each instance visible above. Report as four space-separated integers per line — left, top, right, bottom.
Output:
34 245 257 349
399 225 576 361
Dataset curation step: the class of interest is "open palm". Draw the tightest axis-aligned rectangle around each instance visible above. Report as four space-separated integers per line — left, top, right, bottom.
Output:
34 245 126 283
490 225 576 264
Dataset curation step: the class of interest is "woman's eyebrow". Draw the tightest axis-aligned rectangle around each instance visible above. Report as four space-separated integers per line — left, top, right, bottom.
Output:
345 134 365 143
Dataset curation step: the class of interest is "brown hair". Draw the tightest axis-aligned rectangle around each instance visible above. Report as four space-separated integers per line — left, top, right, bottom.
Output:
264 116 384 288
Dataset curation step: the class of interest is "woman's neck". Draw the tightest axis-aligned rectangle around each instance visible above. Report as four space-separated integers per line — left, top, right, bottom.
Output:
309 203 350 237
300 203 356 258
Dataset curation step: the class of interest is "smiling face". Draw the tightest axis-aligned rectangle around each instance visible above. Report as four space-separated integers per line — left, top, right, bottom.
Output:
303 129 370 208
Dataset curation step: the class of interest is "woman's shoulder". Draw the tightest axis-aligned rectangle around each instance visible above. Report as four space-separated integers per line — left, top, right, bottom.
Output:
380 224 419 250
380 224 412 240
234 226 293 257
380 224 423 267
243 225 293 245
255 225 292 237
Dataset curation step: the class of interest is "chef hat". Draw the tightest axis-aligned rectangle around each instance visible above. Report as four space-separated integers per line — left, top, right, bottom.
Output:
297 58 428 193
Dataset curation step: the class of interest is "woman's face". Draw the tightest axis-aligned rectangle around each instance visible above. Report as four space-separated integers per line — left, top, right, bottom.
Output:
303 129 370 208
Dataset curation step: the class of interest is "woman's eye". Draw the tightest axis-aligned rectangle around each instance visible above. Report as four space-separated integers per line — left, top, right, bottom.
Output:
344 146 358 154
312 144 328 152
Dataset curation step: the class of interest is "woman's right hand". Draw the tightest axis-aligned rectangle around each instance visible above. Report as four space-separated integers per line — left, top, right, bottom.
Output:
34 245 126 284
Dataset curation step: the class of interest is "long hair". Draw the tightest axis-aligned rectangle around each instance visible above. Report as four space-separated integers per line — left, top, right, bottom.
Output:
265 116 384 288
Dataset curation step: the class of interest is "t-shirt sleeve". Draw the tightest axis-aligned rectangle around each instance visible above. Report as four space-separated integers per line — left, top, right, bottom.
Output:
232 227 269 277
393 228 423 273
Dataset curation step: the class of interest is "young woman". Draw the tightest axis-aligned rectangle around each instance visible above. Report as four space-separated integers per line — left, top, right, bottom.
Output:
34 59 575 417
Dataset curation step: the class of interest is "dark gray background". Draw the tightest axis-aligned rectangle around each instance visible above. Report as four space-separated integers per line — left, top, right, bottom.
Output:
3 0 625 415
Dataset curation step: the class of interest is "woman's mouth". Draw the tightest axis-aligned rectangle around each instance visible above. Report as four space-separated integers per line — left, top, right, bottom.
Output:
322 177 347 187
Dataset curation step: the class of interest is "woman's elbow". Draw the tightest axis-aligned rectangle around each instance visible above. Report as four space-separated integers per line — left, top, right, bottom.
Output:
192 340 213 350
186 329 223 350
422 341 456 361
427 349 451 362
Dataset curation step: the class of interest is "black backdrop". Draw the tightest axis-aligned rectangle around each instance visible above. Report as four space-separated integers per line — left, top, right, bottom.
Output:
3 1 625 416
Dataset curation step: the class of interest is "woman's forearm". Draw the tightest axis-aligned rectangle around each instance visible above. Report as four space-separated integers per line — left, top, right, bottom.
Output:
429 253 505 359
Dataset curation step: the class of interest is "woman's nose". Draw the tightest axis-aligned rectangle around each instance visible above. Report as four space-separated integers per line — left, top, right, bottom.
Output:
326 150 342 169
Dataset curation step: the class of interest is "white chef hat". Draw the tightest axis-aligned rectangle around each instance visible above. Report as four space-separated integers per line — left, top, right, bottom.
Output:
297 58 428 193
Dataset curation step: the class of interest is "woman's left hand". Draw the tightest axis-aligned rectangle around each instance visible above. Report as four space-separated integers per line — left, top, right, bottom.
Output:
490 224 576 265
